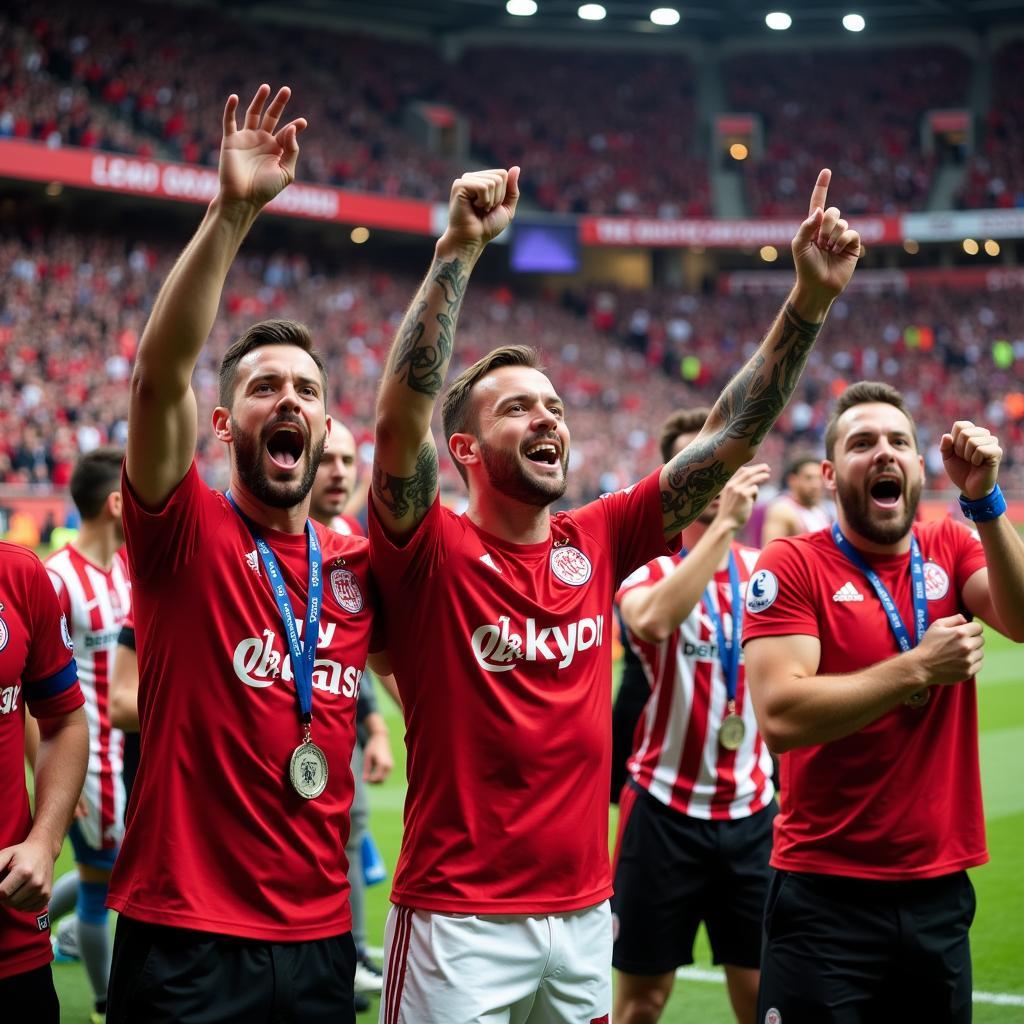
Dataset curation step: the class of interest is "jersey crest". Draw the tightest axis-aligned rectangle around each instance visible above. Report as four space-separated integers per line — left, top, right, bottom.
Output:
330 568 364 614
550 545 592 586
924 560 950 601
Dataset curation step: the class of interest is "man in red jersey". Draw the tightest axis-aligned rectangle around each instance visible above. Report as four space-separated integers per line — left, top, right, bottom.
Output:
0 543 88 1023
106 85 380 1024
612 407 774 1024
744 380 1024 1024
43 447 131 1023
370 164 861 1021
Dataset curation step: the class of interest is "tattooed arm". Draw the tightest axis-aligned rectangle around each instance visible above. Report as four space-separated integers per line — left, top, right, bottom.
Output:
373 167 520 538
659 169 862 539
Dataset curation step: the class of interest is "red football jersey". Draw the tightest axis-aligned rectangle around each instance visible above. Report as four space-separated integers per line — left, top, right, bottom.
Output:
0 541 83 980
742 518 989 880
108 463 376 940
369 468 676 913
617 544 775 820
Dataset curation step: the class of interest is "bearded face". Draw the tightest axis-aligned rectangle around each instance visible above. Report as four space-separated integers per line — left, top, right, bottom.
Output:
479 433 568 508
234 414 326 510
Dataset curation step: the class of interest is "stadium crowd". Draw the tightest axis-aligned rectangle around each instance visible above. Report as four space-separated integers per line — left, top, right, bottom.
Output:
9 3 1024 217
957 39 1024 210
1 228 1022 515
726 46 971 216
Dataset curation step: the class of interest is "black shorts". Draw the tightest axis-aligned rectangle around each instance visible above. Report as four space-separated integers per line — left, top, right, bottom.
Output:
0 963 59 1024
611 781 776 974
758 869 976 1024
107 915 356 1024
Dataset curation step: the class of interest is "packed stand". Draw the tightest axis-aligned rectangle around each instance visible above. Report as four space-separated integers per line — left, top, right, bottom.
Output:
956 40 1024 210
1 229 1023 514
446 48 707 217
0 2 710 215
1 3 456 199
727 47 971 216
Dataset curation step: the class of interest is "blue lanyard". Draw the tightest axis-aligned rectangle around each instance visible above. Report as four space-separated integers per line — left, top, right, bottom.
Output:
227 493 323 723
701 549 742 702
830 522 927 651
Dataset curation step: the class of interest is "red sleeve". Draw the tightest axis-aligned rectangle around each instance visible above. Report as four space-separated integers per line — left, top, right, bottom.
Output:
45 567 72 621
742 538 820 643
947 518 988 593
367 495 463 593
121 460 229 581
24 556 83 719
573 468 681 588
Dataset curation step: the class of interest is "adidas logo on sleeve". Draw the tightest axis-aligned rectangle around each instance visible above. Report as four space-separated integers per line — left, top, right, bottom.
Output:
832 581 865 602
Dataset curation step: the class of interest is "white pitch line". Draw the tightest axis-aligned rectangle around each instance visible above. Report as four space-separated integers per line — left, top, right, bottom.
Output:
365 953 1023 1007
673 967 1024 1008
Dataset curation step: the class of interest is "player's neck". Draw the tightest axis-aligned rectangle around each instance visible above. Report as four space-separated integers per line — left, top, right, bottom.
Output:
794 493 817 510
229 479 311 535
72 522 119 571
308 507 334 529
466 490 551 545
835 511 912 556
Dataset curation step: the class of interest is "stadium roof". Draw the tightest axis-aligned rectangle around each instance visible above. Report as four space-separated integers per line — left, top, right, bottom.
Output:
198 0 1024 44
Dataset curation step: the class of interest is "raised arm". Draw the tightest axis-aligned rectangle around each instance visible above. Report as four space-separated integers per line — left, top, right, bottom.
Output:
946 422 1024 643
372 167 519 538
659 169 861 539
127 85 306 506
622 464 770 643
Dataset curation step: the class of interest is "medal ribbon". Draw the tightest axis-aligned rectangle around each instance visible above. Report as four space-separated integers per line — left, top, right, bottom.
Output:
830 522 927 651
227 493 323 725
701 549 743 705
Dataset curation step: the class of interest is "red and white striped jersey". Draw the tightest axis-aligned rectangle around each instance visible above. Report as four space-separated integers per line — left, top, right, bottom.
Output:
616 543 774 821
45 544 131 848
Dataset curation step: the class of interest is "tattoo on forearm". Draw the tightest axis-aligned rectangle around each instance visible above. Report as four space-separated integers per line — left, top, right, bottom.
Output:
372 442 438 521
388 258 467 398
660 302 823 534
660 460 731 532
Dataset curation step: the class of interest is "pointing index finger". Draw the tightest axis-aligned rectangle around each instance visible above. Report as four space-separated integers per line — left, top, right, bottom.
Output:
808 168 831 218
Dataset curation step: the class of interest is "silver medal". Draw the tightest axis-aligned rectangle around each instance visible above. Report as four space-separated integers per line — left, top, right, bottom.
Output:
289 739 329 799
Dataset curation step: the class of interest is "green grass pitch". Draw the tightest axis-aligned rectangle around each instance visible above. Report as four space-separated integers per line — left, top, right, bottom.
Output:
51 629 1024 1022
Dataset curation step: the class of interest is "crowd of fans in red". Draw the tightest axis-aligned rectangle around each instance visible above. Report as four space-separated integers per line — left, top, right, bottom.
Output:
2 229 1022 513
956 40 1024 210
5 2 1022 217
726 47 971 216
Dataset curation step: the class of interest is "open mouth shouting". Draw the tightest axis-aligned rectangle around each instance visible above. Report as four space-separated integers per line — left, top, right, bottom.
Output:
868 472 902 511
265 422 306 471
523 438 562 471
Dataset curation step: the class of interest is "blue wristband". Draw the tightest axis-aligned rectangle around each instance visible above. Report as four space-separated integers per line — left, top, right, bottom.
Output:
959 484 1006 523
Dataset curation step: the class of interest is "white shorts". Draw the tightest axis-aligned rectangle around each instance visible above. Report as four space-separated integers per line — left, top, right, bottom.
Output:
379 901 612 1024
76 768 126 852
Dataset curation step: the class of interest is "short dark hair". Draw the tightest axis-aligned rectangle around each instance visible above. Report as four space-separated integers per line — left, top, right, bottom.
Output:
785 450 821 481
441 345 543 482
70 447 124 520
218 319 328 409
659 407 710 464
824 381 919 460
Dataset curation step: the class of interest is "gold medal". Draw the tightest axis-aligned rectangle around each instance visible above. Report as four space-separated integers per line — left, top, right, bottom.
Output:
719 713 746 751
289 737 328 799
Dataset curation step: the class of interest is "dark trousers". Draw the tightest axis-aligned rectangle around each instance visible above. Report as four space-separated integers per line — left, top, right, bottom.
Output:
758 869 976 1024
108 915 356 1024
0 963 59 1024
